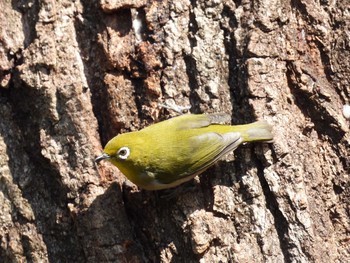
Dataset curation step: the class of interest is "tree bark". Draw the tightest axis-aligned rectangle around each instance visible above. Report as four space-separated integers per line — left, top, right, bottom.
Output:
1 0 349 262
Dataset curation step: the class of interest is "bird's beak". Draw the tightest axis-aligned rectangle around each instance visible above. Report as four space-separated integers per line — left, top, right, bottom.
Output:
95 153 110 163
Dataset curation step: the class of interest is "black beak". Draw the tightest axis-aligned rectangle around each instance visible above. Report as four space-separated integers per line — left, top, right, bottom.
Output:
95 153 110 163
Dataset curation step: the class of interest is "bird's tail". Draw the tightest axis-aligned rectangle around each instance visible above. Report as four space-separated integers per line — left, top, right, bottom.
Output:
236 121 273 143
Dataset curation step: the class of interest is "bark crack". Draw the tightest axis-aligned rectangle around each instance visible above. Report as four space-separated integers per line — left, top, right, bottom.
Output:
255 155 293 262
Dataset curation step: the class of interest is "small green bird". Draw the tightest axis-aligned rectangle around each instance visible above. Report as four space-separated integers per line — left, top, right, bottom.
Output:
95 113 273 190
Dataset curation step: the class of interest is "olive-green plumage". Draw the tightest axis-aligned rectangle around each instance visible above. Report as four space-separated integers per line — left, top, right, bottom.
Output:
95 113 273 190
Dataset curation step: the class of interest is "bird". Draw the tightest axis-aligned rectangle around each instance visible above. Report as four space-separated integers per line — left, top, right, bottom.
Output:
95 113 273 190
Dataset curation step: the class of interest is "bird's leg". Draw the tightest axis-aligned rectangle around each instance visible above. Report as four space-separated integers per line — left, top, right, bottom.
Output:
158 101 191 115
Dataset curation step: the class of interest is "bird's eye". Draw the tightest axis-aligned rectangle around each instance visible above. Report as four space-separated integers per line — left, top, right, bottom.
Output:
117 146 130 160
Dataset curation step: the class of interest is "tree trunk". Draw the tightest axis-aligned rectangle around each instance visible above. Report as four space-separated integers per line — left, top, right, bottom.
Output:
1 0 349 262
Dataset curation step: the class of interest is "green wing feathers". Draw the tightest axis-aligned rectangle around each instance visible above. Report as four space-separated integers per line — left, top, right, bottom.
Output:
157 131 241 183
187 132 241 174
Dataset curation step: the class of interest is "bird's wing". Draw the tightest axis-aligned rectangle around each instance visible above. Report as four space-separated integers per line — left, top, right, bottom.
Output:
154 131 242 185
185 131 242 175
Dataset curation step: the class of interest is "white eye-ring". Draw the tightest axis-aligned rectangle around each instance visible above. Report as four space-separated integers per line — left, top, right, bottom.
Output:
117 146 130 160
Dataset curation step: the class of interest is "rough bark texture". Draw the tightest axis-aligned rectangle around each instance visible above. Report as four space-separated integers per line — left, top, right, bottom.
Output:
1 0 349 262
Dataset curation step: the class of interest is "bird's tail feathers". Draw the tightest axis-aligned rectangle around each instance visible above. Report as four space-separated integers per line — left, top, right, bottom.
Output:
238 121 273 143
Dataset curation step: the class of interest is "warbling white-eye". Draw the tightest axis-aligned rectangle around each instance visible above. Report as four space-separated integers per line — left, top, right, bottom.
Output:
95 113 273 190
